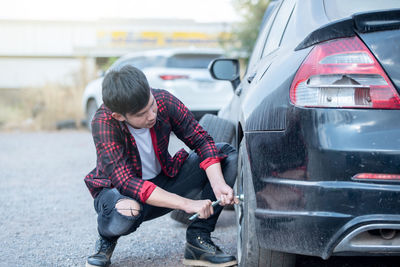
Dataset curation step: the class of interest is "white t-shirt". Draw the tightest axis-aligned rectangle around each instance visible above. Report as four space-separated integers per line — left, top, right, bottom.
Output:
126 124 161 180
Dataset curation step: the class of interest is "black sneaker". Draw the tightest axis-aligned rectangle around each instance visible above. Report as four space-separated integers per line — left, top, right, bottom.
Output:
183 232 237 267
86 236 117 267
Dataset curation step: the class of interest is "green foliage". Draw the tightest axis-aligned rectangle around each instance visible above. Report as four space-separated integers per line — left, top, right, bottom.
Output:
102 57 118 71
221 0 269 61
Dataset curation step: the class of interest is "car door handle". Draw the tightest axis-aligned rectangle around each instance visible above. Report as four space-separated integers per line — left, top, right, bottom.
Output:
247 73 256 83
235 86 243 96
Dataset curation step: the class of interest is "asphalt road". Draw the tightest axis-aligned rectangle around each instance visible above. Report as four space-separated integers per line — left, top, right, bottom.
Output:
1 130 399 267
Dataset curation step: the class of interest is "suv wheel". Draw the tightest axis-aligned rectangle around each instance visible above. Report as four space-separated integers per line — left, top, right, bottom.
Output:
236 141 296 267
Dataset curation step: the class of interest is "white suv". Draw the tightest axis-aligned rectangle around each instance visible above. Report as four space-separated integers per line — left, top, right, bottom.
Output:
82 48 233 128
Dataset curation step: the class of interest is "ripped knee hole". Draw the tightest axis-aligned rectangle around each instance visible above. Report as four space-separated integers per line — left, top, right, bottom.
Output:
115 199 141 217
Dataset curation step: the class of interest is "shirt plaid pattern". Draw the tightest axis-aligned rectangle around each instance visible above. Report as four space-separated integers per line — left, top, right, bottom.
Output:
84 89 226 203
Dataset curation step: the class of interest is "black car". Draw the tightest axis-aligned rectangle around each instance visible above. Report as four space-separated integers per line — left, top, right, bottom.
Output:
209 0 400 266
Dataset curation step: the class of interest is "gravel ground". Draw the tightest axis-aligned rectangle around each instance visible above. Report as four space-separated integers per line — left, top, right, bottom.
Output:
0 130 237 267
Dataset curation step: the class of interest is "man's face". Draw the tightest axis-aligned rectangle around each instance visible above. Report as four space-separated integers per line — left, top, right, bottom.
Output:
112 93 158 129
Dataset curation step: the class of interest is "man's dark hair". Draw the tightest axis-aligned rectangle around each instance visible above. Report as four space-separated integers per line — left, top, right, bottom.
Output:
102 65 150 115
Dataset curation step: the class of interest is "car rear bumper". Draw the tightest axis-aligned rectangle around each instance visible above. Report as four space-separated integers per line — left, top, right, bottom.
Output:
245 108 400 259
254 177 400 259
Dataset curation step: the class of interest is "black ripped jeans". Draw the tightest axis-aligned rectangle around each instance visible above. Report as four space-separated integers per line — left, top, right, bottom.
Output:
94 143 238 242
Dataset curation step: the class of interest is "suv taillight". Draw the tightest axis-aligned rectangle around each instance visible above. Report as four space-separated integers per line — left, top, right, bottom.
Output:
159 74 189 81
290 36 400 109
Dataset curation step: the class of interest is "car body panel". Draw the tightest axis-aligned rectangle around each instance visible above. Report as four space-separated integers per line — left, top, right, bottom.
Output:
253 174 400 258
81 77 103 111
211 0 400 261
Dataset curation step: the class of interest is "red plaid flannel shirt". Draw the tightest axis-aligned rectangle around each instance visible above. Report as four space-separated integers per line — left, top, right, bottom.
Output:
84 89 226 203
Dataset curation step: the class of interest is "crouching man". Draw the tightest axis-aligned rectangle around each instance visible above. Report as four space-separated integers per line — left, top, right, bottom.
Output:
84 65 238 267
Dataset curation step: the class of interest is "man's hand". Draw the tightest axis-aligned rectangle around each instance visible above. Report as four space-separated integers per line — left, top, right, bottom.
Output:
146 187 215 219
212 182 239 206
183 199 214 219
204 162 239 206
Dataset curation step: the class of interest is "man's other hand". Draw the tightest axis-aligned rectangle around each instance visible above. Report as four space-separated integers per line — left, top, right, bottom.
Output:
184 199 214 219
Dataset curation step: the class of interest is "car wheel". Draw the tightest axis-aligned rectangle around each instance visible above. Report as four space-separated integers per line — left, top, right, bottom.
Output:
237 141 295 267
86 99 98 131
169 114 236 224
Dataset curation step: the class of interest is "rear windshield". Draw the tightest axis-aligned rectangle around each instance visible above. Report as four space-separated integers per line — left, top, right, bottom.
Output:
324 0 400 21
166 54 221 69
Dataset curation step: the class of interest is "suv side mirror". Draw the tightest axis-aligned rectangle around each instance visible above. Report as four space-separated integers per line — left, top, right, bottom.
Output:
209 59 241 90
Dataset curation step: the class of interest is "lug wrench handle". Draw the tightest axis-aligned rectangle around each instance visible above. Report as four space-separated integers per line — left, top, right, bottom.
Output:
188 194 244 221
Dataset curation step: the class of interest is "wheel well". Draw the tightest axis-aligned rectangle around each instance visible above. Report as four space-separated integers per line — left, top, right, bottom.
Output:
237 122 244 149
86 97 96 106
86 98 97 113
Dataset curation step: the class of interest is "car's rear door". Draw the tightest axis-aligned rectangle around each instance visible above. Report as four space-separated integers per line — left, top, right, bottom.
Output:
220 0 292 125
240 0 296 131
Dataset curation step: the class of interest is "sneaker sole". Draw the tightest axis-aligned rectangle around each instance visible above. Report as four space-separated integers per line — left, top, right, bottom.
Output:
182 259 237 267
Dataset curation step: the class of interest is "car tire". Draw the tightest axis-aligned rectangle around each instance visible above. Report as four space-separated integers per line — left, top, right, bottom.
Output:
86 99 98 131
198 114 235 145
236 141 295 267
200 114 236 211
169 114 236 225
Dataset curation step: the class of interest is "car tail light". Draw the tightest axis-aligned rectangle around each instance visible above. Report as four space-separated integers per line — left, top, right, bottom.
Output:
290 36 400 109
353 173 400 181
159 74 189 81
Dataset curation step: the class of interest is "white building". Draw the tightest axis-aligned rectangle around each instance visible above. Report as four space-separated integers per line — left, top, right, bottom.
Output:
0 18 231 89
